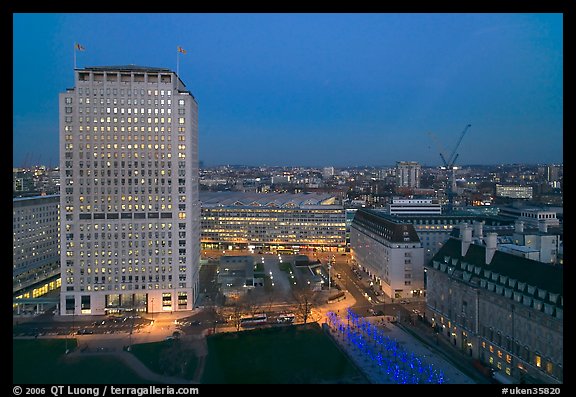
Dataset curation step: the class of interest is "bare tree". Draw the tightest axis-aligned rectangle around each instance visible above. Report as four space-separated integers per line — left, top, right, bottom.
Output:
266 289 278 312
293 284 315 324
229 299 244 331
244 290 262 317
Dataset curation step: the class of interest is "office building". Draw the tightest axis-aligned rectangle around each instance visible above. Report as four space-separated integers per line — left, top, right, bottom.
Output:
323 166 335 179
59 65 199 315
200 192 346 251
13 195 61 301
498 205 562 228
498 221 561 264
388 197 442 216
350 209 424 299
376 212 515 264
425 226 563 383
496 184 533 199
396 161 421 188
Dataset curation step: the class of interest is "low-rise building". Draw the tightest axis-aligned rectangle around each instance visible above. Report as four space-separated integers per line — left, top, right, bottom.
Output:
200 192 346 252
388 197 442 216
13 195 61 302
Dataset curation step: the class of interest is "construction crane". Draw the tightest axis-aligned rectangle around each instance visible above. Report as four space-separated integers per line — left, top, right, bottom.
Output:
430 124 471 213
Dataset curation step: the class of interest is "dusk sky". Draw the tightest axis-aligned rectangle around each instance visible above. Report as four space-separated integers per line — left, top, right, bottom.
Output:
13 13 563 167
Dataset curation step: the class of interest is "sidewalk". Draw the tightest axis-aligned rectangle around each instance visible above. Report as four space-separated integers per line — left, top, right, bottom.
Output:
324 315 476 384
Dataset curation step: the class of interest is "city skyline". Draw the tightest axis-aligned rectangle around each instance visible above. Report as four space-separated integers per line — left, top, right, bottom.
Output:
13 13 563 167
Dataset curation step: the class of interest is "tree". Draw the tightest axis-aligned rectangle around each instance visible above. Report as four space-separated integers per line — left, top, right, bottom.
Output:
244 290 262 317
229 299 244 331
293 283 315 324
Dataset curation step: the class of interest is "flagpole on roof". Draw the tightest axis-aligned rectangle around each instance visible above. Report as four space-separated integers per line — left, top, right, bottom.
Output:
176 46 186 78
74 43 85 69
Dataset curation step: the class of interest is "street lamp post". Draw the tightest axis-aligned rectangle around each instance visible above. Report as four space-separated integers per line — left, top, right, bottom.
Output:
328 260 331 292
151 297 155 323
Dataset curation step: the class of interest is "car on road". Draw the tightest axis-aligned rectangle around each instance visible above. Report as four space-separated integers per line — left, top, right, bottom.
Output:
77 329 94 335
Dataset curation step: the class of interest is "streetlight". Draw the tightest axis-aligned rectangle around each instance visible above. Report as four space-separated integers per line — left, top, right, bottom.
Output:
151 297 155 324
328 259 331 291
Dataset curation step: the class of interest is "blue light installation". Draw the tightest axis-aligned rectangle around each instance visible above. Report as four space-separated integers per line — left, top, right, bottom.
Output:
326 309 446 384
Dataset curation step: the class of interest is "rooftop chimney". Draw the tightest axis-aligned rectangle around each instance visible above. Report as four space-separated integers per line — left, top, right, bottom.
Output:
485 232 498 264
538 220 548 233
461 224 472 257
459 222 468 239
473 220 484 239
515 220 524 233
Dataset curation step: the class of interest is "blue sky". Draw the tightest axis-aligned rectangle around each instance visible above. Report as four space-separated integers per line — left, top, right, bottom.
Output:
13 13 563 167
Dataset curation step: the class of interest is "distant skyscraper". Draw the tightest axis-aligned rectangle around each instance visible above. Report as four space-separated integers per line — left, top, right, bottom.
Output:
545 164 562 188
323 166 335 179
59 66 199 315
396 161 421 188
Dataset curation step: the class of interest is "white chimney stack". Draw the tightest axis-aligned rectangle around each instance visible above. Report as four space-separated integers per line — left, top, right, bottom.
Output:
515 220 524 233
459 222 468 239
485 232 498 264
462 224 473 257
539 220 548 233
473 221 484 239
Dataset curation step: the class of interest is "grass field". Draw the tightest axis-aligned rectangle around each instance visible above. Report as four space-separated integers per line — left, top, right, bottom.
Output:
13 339 147 384
201 323 368 384
130 339 198 379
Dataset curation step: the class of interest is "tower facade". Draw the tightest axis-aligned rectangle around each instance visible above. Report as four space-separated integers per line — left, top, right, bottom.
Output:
59 66 199 315
396 161 421 188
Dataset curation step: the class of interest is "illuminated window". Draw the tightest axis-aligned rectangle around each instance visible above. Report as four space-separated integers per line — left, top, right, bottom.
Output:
535 355 541 368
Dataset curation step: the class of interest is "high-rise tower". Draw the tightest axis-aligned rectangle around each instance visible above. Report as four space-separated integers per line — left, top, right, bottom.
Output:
396 161 421 189
59 66 199 315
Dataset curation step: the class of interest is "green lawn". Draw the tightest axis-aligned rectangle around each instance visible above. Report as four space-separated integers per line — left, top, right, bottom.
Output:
279 262 293 273
201 323 368 384
254 262 265 272
130 339 198 379
13 339 147 384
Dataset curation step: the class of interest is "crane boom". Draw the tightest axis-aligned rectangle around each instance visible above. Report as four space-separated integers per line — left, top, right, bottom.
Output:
427 123 472 214
447 124 471 167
